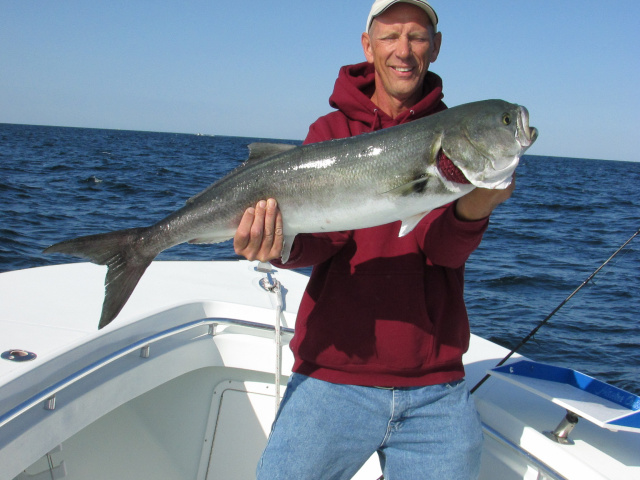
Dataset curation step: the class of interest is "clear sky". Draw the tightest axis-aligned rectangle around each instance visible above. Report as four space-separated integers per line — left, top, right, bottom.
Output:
1 1 638 162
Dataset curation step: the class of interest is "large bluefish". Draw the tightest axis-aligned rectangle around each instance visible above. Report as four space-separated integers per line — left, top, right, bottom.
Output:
45 99 537 328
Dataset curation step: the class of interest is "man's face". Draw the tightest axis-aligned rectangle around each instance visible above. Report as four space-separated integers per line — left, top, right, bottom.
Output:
362 3 441 109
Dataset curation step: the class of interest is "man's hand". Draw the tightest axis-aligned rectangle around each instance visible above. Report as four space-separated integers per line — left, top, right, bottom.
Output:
234 198 284 262
455 174 516 221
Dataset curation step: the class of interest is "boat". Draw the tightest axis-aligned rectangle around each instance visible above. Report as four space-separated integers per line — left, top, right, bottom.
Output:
1 260 638 479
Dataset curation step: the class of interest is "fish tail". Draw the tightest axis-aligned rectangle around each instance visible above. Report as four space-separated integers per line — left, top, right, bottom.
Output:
43 227 157 329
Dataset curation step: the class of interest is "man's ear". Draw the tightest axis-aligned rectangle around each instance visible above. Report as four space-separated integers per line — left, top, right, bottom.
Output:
361 32 374 64
430 31 442 63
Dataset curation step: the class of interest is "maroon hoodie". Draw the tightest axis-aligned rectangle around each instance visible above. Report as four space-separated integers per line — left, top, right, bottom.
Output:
273 62 489 387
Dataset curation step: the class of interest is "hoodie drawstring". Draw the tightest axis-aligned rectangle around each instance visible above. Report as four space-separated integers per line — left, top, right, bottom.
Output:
371 108 417 132
371 109 382 132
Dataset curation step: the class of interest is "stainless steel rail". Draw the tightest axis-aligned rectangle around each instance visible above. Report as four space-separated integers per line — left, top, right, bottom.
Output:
1 319 571 480
481 422 569 480
0 317 294 430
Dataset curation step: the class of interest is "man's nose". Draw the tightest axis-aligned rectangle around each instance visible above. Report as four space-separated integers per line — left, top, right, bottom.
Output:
395 36 411 58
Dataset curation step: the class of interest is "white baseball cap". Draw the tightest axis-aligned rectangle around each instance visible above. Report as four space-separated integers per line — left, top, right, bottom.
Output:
366 0 438 33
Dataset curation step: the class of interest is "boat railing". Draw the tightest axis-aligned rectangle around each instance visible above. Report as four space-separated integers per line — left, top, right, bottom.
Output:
481 423 568 480
1 318 590 480
0 317 294 430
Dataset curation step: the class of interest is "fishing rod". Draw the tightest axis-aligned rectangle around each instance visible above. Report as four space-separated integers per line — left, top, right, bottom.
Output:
470 226 640 394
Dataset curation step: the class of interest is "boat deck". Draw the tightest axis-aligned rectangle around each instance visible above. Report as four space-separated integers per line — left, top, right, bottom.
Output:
1 261 638 479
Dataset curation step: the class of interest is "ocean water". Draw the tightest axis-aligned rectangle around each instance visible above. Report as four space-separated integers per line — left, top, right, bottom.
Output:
1 123 639 395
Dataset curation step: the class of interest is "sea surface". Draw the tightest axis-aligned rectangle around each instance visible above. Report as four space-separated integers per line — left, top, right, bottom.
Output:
1 123 639 395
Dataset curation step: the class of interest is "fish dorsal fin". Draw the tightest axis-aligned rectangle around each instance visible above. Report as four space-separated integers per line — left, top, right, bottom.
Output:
398 211 430 237
186 142 298 206
247 142 297 162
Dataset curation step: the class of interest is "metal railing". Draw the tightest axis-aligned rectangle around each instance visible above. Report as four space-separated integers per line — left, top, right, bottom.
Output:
481 423 568 480
2 317 572 480
0 317 294 430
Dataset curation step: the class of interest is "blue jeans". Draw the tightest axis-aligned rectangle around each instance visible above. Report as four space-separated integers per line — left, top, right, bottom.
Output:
256 374 483 480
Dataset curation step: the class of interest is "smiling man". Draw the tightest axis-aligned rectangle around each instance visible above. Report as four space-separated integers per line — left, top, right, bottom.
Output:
362 0 442 118
236 1 516 479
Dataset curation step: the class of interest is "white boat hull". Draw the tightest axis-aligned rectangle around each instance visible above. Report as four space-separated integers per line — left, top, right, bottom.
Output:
1 262 638 479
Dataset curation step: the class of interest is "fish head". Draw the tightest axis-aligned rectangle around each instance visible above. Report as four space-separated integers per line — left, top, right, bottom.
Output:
439 100 538 189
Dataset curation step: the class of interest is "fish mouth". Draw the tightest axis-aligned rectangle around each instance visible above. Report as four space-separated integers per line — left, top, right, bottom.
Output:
517 106 538 148
438 150 471 184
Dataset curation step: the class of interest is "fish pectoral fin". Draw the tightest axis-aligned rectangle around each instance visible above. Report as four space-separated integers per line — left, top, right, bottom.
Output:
247 142 297 162
383 176 429 197
399 212 430 237
281 235 296 263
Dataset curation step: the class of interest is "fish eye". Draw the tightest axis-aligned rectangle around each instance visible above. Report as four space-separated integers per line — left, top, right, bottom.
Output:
502 113 511 125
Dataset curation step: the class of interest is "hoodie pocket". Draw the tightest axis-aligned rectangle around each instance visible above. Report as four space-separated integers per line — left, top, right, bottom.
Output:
298 265 435 372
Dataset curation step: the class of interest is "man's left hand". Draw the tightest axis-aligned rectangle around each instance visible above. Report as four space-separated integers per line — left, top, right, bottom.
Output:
455 173 516 221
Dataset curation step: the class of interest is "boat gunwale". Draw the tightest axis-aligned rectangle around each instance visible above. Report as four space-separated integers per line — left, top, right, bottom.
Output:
0 314 580 480
0 317 294 430
481 422 569 480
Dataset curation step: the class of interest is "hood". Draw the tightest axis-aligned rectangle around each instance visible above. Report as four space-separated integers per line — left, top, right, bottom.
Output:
328 62 447 131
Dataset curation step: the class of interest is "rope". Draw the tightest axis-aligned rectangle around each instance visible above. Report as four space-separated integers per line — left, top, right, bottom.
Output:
273 279 283 414
257 262 285 415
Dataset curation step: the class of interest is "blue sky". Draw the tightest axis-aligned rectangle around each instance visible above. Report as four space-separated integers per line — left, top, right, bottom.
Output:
1 1 638 162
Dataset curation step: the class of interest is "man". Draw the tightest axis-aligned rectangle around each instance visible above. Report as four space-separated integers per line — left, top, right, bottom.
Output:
235 1 514 478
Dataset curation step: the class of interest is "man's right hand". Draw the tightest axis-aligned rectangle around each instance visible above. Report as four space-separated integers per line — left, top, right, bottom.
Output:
233 198 284 262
